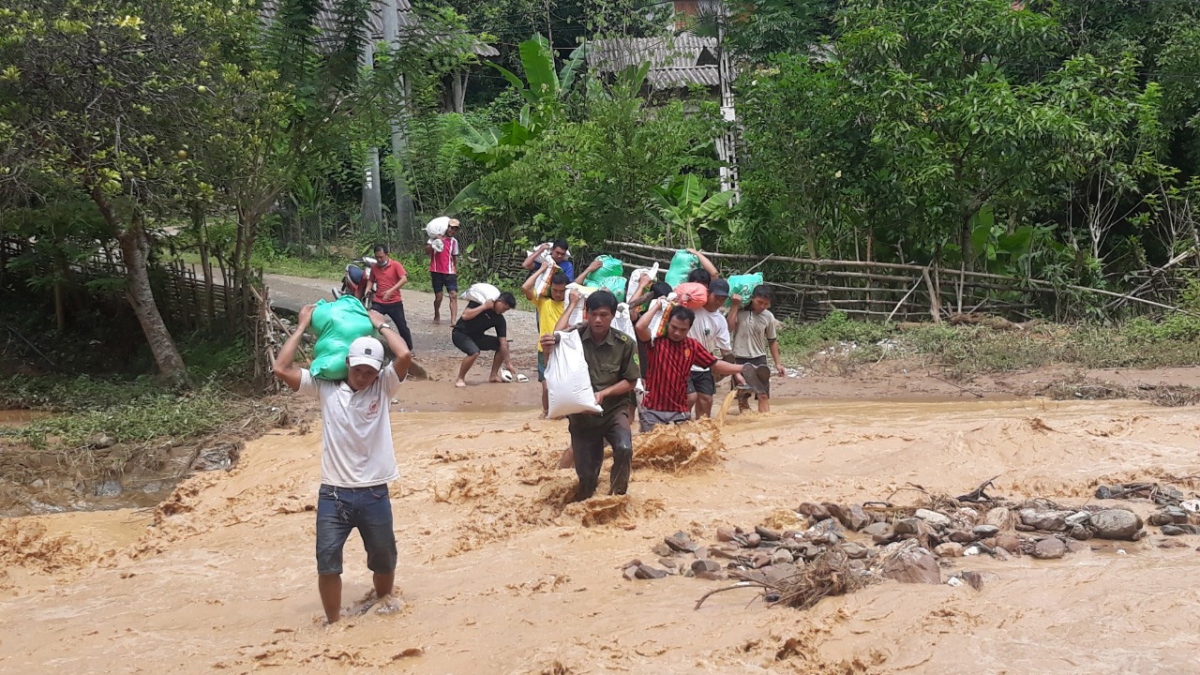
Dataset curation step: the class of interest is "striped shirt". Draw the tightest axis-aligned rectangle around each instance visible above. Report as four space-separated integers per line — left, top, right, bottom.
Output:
643 337 717 413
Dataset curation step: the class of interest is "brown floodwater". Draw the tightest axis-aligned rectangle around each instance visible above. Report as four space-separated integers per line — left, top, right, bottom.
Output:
1 397 1199 674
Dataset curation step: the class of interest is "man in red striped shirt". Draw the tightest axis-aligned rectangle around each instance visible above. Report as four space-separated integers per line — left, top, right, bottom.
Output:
634 303 745 433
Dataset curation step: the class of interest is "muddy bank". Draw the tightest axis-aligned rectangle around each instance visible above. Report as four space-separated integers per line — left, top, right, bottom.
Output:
1 394 1199 673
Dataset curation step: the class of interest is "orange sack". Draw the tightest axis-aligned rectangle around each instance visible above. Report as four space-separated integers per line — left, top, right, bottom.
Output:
674 282 708 309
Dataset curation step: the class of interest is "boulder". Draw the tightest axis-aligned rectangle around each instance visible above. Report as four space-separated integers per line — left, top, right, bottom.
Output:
995 534 1022 555
191 441 242 471
664 531 697 552
935 542 965 558
798 502 831 521
1019 509 1071 532
948 529 977 544
1032 537 1066 560
764 564 801 585
1161 524 1200 536
1068 525 1093 541
770 548 795 565
716 525 738 542
894 519 922 536
972 524 1000 538
842 542 868 559
985 507 1013 530
691 559 722 574
743 533 762 548
651 542 672 557
634 564 669 580
755 526 782 542
862 522 893 541
1090 509 1143 541
914 509 951 527
824 503 871 531
882 545 941 584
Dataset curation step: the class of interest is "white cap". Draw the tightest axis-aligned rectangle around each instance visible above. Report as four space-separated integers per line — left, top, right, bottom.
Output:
347 336 385 370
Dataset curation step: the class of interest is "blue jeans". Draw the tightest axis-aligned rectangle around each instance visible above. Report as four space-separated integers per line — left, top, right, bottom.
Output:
315 484 397 576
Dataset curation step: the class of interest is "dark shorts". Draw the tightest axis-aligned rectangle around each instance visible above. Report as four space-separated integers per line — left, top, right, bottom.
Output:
315 484 396 576
687 370 716 396
537 352 547 382
735 356 770 397
431 272 458 293
453 329 499 356
638 407 691 433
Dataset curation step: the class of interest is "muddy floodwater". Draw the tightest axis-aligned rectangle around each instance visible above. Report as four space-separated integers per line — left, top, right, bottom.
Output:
2 394 1200 674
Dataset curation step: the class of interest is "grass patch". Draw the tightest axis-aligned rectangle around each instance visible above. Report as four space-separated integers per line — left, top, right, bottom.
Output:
778 311 1200 378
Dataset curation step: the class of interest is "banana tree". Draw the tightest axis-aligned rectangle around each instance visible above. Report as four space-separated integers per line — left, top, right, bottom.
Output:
446 35 586 214
653 174 737 248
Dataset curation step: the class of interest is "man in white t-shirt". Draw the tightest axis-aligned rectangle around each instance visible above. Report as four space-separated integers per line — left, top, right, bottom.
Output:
688 278 732 418
273 304 411 624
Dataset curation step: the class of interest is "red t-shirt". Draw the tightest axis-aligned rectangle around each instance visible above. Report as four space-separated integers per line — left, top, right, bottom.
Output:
429 236 459 274
372 259 407 304
643 337 717 413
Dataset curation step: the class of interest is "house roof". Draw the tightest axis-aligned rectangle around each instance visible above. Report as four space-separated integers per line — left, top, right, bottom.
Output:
588 34 722 89
259 0 499 58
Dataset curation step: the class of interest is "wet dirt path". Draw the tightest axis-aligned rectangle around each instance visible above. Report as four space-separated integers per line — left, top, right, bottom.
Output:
2 394 1200 674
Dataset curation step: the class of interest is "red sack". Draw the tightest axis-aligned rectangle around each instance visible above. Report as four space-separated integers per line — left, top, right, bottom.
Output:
674 282 708 309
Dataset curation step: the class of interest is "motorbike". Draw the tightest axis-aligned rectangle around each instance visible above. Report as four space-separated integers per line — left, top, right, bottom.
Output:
332 255 377 305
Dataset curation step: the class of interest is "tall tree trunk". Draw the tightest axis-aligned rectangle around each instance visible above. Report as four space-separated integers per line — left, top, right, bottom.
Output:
92 190 188 382
118 215 188 382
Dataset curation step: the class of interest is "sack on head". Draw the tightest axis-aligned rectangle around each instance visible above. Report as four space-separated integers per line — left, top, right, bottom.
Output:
310 296 377 381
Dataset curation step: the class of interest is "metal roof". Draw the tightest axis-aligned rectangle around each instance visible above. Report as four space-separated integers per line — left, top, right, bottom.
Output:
588 34 720 89
259 0 499 58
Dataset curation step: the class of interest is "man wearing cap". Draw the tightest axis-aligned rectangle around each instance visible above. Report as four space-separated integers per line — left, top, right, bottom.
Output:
688 279 733 418
634 303 745 432
426 219 461 324
273 305 412 625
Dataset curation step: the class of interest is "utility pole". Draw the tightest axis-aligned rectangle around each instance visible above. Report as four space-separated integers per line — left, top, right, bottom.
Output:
360 35 384 230
715 0 740 201
382 0 416 242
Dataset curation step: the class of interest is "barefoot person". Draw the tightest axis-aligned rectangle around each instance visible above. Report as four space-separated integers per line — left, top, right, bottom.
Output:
727 285 786 413
453 292 518 387
370 244 414 352
272 306 412 625
426 219 461 324
522 261 569 417
635 304 744 432
542 290 639 500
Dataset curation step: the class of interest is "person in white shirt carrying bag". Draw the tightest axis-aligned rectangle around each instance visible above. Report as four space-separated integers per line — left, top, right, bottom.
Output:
273 305 411 625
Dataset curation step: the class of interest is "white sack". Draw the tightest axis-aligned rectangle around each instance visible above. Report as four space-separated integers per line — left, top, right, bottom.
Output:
546 329 603 418
626 263 660 302
462 282 501 305
564 284 596 326
425 216 451 238
427 237 445 253
646 294 677 344
613 303 637 342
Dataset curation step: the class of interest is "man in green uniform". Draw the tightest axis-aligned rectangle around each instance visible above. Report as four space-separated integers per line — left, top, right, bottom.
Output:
541 290 639 501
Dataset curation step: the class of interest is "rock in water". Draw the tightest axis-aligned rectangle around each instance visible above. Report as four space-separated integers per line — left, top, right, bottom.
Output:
1032 537 1066 560
1090 509 1143 541
915 509 951 527
691 559 722 574
1019 509 1071 531
664 531 697 552
634 564 669 580
862 522 893 541
882 545 941 584
985 507 1013 530
842 542 868 559
797 502 831 521
972 524 1000 538
716 525 738 542
935 542 965 558
192 442 242 471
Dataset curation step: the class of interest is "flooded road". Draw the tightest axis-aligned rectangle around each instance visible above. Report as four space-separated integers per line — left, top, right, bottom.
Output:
1 393 1199 674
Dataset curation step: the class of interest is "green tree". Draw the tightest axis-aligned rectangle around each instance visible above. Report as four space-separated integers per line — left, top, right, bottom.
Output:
0 0 264 382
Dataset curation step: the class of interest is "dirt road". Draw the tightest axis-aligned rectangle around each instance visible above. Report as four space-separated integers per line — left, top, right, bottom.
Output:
3 388 1200 673
263 273 541 382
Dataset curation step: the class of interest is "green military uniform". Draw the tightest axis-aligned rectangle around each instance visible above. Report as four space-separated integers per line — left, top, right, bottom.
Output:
568 326 639 500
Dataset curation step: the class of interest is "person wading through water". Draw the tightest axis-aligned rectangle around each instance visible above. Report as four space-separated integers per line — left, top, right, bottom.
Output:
542 290 639 500
273 306 411 624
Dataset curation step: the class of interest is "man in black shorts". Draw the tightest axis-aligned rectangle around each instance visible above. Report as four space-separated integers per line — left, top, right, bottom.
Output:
453 292 517 388
427 219 461 324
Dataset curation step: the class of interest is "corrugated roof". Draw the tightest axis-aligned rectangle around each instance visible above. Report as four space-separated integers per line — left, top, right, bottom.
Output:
588 34 720 89
259 0 499 58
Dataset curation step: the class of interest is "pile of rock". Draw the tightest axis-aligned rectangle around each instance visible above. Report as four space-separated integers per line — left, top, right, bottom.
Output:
1096 482 1200 537
624 488 1200 603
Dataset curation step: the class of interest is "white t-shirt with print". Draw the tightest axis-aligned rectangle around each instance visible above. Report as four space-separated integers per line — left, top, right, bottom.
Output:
688 308 732 372
300 366 402 488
